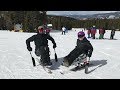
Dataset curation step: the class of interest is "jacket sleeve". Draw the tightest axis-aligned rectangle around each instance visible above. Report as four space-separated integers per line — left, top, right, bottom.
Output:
87 42 93 57
26 35 35 48
47 35 56 45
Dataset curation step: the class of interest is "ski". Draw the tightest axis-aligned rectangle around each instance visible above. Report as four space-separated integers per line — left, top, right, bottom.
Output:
70 66 82 71
60 62 92 74
59 66 86 74
35 58 52 74
59 70 71 75
58 66 71 74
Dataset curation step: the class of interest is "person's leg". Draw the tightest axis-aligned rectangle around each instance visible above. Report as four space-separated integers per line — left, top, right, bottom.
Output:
34 48 41 64
63 48 83 66
91 34 93 38
110 35 113 39
62 31 63 35
99 34 101 39
37 46 48 65
63 48 77 67
92 34 94 39
44 47 52 65
93 34 95 39
77 54 87 63
110 34 113 39
35 48 41 57
110 35 112 39
88 34 90 38
103 34 104 39
112 35 114 39
74 54 87 67
101 34 104 39
38 46 51 66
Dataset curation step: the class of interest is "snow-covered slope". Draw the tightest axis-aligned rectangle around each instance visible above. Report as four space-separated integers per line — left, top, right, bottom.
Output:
0 30 120 79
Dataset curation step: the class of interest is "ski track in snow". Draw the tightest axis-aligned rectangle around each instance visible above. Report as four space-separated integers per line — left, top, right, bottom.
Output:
0 30 120 79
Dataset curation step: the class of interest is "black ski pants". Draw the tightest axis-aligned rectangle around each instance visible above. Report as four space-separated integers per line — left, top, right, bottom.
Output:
65 47 86 65
35 46 50 64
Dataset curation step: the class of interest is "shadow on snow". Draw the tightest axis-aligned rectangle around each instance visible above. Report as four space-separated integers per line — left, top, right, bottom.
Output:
87 59 107 74
50 57 107 74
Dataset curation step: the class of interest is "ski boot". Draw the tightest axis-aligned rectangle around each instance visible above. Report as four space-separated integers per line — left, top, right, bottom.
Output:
62 57 70 67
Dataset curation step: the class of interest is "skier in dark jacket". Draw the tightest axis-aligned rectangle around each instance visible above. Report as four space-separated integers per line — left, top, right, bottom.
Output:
62 31 93 67
110 29 116 39
26 26 57 66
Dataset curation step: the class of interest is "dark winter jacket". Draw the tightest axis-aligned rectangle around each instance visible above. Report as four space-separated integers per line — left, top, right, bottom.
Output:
26 33 56 51
76 37 93 57
111 30 115 35
99 29 105 34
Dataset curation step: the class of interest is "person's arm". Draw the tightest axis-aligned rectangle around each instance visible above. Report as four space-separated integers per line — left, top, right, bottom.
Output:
76 39 79 48
26 35 35 51
87 42 93 57
47 35 56 48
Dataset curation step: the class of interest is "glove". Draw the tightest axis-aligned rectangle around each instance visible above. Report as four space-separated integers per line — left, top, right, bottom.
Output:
88 54 91 57
27 47 32 51
88 50 92 57
53 44 57 48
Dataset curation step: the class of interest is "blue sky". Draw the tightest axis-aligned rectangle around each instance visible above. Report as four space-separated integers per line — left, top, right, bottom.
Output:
47 11 118 15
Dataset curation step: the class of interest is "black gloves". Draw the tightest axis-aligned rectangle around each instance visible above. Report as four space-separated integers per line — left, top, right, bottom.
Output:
88 54 91 57
53 44 57 48
88 50 92 57
27 47 32 51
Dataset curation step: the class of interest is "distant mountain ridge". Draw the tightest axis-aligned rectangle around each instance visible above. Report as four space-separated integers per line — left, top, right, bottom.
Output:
61 11 120 19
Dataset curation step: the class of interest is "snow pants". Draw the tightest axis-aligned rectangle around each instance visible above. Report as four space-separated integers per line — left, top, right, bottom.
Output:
99 34 104 39
62 31 65 35
88 34 91 38
110 34 114 39
35 46 50 64
91 34 95 39
64 47 87 66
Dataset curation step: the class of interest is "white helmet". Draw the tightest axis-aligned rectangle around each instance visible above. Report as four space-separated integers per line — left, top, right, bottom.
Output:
38 26 44 30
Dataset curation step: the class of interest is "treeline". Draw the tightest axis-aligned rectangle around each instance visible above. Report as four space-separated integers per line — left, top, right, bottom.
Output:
47 15 77 30
47 15 120 30
0 11 120 32
0 11 47 32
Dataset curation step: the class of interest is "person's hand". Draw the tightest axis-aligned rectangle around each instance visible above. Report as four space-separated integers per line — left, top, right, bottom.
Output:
88 50 92 57
53 44 56 48
88 54 91 57
27 47 32 51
